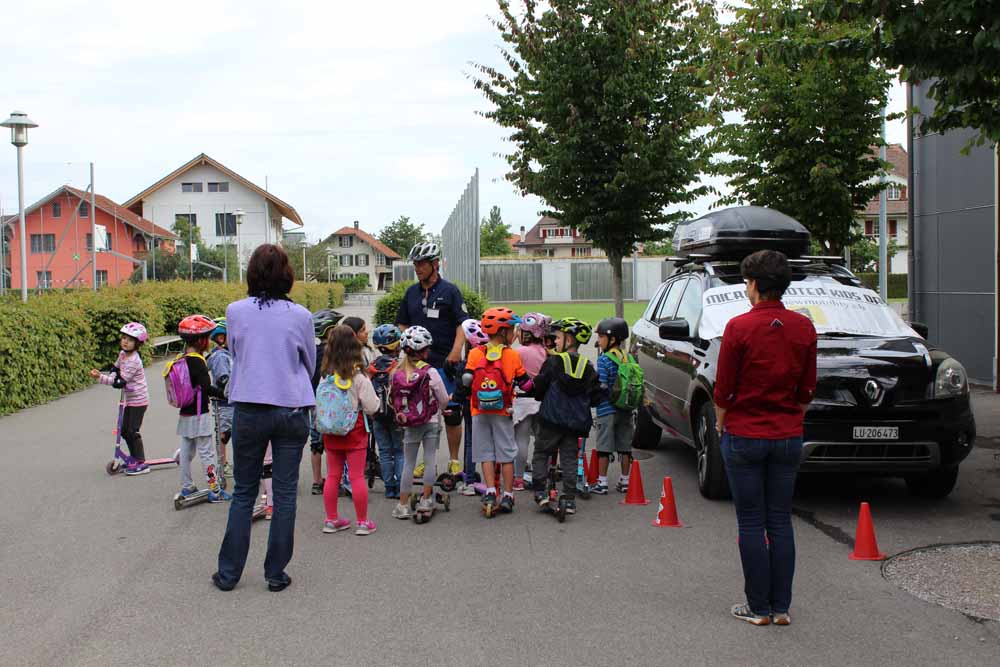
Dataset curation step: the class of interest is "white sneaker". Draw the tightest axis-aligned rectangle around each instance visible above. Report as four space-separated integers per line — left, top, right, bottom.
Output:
418 496 435 512
461 485 477 496
392 503 412 519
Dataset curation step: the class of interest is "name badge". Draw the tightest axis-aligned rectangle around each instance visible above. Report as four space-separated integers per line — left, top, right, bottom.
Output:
427 308 440 319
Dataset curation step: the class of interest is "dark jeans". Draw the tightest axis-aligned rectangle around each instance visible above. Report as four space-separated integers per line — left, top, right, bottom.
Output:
216 403 310 587
372 420 404 492
121 405 147 461
720 433 802 616
532 424 578 497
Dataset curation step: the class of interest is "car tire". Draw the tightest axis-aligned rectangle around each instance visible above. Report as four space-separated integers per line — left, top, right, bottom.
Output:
694 400 730 500
632 405 663 450
905 466 959 499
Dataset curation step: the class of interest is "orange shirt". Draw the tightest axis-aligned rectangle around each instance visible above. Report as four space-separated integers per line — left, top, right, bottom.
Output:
465 345 526 416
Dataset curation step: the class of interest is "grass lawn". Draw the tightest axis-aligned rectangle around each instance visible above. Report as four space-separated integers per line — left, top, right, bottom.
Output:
506 301 647 325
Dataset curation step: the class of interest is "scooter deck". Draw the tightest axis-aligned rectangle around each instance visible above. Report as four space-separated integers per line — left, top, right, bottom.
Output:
174 489 212 511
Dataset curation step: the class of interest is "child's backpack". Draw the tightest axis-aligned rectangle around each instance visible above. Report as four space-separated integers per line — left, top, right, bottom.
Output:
606 348 645 410
315 373 361 435
368 355 399 424
471 349 513 413
163 352 205 414
391 362 438 427
539 352 593 436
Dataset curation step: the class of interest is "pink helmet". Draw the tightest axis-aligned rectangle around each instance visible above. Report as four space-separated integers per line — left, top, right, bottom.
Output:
519 312 551 339
120 322 149 344
462 318 489 347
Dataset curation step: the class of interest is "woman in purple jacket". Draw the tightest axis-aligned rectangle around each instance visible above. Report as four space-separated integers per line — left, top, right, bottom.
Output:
213 245 316 593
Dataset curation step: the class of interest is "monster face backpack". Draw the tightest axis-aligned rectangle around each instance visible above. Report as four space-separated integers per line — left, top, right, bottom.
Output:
471 346 513 413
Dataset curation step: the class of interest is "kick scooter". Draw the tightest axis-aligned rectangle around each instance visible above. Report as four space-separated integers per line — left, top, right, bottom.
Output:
105 382 180 475
409 491 451 524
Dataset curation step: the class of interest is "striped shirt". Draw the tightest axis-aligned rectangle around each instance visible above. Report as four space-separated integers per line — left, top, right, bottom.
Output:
99 350 149 407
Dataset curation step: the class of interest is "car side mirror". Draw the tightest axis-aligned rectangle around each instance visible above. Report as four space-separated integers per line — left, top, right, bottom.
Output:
658 319 690 341
909 321 929 339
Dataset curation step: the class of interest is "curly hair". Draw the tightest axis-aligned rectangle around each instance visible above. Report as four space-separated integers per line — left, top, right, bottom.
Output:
321 325 363 379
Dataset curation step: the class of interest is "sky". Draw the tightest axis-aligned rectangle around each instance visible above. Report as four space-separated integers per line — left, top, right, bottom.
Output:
0 0 907 241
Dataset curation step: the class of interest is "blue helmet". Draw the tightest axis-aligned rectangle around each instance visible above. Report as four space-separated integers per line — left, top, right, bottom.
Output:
372 323 402 348
211 318 227 338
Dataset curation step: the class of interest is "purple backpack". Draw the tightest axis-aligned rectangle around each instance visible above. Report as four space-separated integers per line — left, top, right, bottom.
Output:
163 352 204 415
391 363 438 427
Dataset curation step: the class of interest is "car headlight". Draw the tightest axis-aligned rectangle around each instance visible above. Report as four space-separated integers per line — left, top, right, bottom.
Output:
934 358 968 398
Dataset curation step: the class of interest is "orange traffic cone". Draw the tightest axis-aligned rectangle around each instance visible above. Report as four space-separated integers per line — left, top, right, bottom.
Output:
651 477 682 527
620 459 650 505
587 449 599 486
849 502 886 561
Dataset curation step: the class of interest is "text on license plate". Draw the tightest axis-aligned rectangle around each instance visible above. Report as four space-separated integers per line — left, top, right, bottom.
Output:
853 426 899 440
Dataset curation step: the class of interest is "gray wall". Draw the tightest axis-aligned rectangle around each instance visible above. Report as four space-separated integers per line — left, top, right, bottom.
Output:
912 82 997 384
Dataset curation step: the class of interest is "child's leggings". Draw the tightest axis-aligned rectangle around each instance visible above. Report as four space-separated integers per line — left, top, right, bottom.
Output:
263 443 273 508
401 421 441 495
514 414 536 478
179 435 217 490
323 448 368 521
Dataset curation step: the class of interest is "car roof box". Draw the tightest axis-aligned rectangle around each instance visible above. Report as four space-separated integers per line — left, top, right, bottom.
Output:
673 206 811 260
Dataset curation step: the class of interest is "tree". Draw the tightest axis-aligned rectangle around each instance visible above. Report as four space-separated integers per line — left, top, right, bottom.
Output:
641 238 674 256
849 234 898 273
378 216 426 258
480 206 513 256
472 0 718 317
709 0 892 253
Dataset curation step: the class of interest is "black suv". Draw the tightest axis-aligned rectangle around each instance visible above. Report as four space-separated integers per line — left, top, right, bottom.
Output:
630 207 976 500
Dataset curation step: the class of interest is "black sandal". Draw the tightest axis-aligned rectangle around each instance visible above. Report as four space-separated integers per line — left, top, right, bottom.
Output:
311 479 325 495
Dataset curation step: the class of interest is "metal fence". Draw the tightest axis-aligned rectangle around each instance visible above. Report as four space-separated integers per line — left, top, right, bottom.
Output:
571 261 635 300
481 262 543 302
393 263 415 285
440 170 480 291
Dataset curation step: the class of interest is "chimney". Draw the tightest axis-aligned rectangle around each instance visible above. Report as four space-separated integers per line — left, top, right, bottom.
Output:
353 220 359 230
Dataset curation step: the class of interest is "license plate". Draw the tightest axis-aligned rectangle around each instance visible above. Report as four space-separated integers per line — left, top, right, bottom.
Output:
853 426 899 440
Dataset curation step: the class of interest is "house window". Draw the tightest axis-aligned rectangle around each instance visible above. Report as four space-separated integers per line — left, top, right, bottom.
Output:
215 213 237 236
36 271 52 289
886 184 902 201
52 201 61 218
375 254 387 266
533 248 555 257
339 255 353 267
865 220 874 237
79 201 89 217
355 254 369 267
339 236 354 248
542 226 572 238
207 182 229 193
96 270 108 287
30 234 56 253
86 233 112 252
571 246 592 257
181 182 203 193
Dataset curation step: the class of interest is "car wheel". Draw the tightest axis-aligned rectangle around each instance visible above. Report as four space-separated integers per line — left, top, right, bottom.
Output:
694 401 730 500
905 466 959 499
632 405 663 450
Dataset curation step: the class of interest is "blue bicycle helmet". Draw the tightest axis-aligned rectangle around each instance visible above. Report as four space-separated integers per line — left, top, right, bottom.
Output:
211 318 227 338
372 323 402 348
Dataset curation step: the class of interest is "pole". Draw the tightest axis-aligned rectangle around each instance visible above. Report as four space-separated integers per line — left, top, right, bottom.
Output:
150 206 156 281
16 145 27 302
223 204 229 284
302 245 307 281
906 82 917 322
189 204 194 281
327 253 331 283
878 108 888 302
237 221 242 283
90 163 97 291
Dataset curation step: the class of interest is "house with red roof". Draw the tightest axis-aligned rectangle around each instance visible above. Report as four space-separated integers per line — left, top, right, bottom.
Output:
2 185 176 290
327 221 400 290
858 143 909 274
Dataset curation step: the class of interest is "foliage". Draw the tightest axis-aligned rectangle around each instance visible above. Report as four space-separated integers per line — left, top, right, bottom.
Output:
641 239 674 256
374 281 489 326
378 216 426 258
471 0 718 317
709 0 892 253
290 282 346 311
849 234 898 273
856 272 907 299
480 206 514 256
337 274 369 293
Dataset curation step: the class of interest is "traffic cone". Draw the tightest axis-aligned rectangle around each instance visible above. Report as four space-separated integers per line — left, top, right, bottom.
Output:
651 476 682 527
587 449 599 486
849 502 886 561
620 459 650 505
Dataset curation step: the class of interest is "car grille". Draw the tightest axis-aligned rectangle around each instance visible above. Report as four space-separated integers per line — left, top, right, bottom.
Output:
805 442 934 463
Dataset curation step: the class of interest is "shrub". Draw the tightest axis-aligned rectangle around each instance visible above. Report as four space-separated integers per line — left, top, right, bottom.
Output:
337 274 369 293
291 282 345 311
374 280 489 326
856 273 908 300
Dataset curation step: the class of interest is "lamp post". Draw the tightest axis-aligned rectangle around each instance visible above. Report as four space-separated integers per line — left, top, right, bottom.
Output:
234 208 245 282
1 111 39 303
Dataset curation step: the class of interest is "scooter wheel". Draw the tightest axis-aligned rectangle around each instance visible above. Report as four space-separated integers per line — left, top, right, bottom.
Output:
174 496 184 511
556 499 568 523
437 474 456 493
484 503 495 519
106 460 120 476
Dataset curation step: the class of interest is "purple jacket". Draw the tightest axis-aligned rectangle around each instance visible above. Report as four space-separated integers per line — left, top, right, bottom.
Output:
227 297 317 408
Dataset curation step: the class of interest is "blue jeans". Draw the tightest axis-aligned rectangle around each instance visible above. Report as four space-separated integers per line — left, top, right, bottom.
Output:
372 420 404 492
216 403 310 587
720 433 802 616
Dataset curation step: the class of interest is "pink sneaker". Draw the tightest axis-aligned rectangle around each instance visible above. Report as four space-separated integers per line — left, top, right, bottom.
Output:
355 519 377 536
512 478 526 491
322 518 351 534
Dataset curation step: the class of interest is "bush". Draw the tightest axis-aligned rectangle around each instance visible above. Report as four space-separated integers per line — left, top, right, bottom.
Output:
337 274 369 293
375 281 489 326
290 282 345 311
856 273 908 299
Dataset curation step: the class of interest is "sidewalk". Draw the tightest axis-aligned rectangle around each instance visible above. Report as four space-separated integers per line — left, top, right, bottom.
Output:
972 386 1000 448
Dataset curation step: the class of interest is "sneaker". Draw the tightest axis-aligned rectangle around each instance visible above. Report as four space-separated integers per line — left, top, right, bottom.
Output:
208 489 232 503
392 503 412 519
414 462 425 479
265 505 273 520
447 459 462 475
355 519 377 535
499 494 515 513
534 492 549 508
417 495 435 512
322 518 352 533
126 462 150 476
461 484 477 496
512 478 526 491
563 497 577 515
591 482 609 495
222 463 233 478
523 471 533 485
616 479 629 494
311 479 325 495
482 492 497 507
731 604 771 626
772 613 791 626
179 485 198 497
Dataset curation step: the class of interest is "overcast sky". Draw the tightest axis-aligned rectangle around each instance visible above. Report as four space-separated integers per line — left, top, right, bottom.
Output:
0 0 907 241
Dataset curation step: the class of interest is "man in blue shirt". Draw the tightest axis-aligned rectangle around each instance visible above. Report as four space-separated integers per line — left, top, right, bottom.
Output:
396 241 469 477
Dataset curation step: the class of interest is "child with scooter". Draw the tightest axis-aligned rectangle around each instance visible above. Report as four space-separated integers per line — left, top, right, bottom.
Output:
512 312 551 490
310 309 343 496
528 318 603 517
390 326 453 521
368 324 404 498
592 318 643 495
317 325 380 536
206 318 233 477
90 322 151 475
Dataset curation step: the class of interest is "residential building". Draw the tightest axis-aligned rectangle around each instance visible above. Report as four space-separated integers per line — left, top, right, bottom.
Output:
1 185 176 290
327 221 400 291
515 216 606 258
858 143 909 274
123 153 303 269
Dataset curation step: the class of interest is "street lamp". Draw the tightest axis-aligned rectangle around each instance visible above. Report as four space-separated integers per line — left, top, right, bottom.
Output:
1 111 38 303
234 208 245 282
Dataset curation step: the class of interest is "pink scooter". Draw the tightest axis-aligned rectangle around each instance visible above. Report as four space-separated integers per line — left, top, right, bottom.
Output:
105 383 179 475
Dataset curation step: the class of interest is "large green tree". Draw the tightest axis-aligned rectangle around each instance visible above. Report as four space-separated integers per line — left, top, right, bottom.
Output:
378 216 426 258
710 0 892 252
472 0 717 316
480 206 513 256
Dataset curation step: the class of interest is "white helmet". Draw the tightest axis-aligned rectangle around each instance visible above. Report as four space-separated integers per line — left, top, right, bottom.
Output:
401 325 433 352
408 242 441 263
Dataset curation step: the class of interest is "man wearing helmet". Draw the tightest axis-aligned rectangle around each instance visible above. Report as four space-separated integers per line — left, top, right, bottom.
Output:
396 241 469 474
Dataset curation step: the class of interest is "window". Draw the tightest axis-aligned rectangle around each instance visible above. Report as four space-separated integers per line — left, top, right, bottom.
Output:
886 184 902 201
30 234 56 253
571 246 592 257
181 182 203 193
643 283 669 321
653 278 685 321
215 213 237 236
339 236 354 248
207 182 229 193
865 219 898 239
375 253 388 266
86 233 112 252
865 220 874 237
533 248 555 257
52 201 61 218
674 278 704 328
79 201 89 217
542 226 572 238
355 254 369 267
96 270 108 287
36 271 52 289
339 254 353 267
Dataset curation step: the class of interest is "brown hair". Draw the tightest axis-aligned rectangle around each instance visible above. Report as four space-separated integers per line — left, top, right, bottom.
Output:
246 244 294 303
741 249 792 301
321 325 363 379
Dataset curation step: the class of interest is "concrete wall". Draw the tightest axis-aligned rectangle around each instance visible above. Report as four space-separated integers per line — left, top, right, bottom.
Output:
483 257 665 303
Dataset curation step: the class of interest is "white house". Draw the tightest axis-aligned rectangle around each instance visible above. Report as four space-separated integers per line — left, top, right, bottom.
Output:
328 221 400 291
123 153 303 266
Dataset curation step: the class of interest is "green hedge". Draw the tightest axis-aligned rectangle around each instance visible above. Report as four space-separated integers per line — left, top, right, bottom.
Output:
0 280 344 416
375 281 489 326
856 273 908 300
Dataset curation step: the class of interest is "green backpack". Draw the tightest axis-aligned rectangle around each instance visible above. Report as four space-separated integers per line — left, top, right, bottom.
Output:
606 348 644 410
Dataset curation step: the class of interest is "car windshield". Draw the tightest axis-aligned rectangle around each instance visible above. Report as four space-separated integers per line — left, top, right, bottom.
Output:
699 275 917 340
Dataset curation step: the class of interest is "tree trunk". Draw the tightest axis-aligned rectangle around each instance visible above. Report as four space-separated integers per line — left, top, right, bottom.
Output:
608 250 624 318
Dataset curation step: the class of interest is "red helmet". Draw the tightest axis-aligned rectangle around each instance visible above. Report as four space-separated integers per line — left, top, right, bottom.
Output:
178 314 216 337
480 307 520 336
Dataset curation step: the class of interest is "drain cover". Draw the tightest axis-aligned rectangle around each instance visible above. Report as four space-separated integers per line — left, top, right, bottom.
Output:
883 542 1000 621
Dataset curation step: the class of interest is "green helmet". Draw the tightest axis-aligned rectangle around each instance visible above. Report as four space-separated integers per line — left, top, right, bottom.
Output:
551 317 593 345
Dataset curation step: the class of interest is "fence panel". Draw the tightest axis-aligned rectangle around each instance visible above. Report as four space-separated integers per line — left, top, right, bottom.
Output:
440 170 480 291
393 263 416 285
481 263 542 302
571 262 634 300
